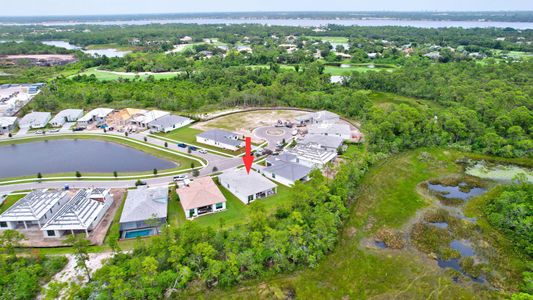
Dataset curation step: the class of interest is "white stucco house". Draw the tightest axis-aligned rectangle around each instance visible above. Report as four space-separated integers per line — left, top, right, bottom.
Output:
148 114 193 133
176 177 226 219
299 134 344 152
196 129 244 151
218 169 277 204
262 158 312 186
49 109 84 127
18 112 51 129
130 110 169 129
77 108 114 128
0 117 17 134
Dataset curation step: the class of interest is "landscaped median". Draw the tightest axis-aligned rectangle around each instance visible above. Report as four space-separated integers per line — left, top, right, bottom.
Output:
0 133 207 185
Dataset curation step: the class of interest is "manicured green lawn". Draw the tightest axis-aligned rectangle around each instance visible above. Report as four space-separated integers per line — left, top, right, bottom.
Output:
306 36 349 43
368 91 445 111
169 179 294 230
324 65 395 75
72 68 180 81
155 125 244 156
0 194 25 213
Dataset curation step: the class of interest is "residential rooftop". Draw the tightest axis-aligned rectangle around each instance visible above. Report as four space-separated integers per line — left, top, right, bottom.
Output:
148 114 191 128
300 134 344 149
0 190 70 222
197 129 243 147
264 161 312 182
41 189 111 231
119 186 168 224
78 108 114 122
176 177 226 211
218 169 277 196
50 109 84 124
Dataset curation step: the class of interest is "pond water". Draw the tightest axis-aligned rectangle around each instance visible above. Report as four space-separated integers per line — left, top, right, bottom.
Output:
466 162 533 183
41 40 131 58
0 139 176 178
451 240 475 257
437 240 485 283
427 183 486 200
374 240 387 249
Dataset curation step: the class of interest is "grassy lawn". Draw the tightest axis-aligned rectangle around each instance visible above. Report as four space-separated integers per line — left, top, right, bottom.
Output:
168 179 294 230
306 36 349 43
324 65 394 75
0 194 25 213
0 134 201 183
71 67 180 81
368 91 445 111
155 125 244 156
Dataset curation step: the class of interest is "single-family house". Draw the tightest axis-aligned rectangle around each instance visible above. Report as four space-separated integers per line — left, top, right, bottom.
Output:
0 117 17 134
41 188 113 238
308 123 352 140
296 110 340 124
180 36 193 43
119 186 168 238
218 169 277 204
285 144 337 169
196 129 244 151
148 114 193 133
262 160 312 186
300 134 344 152
176 177 226 219
18 112 51 129
106 108 147 127
130 110 169 129
0 189 72 230
77 108 114 128
49 109 84 127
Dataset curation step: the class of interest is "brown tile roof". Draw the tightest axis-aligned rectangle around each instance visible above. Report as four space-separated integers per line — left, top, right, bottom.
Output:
176 177 226 211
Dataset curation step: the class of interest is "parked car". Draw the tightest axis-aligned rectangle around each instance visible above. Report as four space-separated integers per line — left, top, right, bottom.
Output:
198 149 207 154
188 146 198 151
34 130 45 135
72 127 85 132
177 143 187 148
49 129 59 133
173 174 188 181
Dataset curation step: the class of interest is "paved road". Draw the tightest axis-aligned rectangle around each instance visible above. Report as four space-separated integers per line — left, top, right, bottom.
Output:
253 126 295 151
0 130 244 193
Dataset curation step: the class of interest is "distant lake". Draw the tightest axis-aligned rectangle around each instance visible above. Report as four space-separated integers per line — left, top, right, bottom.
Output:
6 19 533 29
0 139 176 178
42 40 131 57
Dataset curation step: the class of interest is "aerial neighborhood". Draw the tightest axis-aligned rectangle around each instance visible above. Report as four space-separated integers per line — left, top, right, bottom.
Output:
0 95 359 246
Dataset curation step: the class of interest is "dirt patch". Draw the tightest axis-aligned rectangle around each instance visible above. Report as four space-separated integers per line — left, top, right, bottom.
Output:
192 109 308 135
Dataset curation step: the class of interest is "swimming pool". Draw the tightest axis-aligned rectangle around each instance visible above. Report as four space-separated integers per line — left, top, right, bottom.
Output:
124 229 153 239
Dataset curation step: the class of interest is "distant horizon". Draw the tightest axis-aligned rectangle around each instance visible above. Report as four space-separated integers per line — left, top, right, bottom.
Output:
2 0 532 17
1 10 532 18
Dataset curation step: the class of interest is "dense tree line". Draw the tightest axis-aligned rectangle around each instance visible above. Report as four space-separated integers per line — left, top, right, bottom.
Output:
68 159 366 299
0 41 74 55
483 179 532 257
31 57 532 158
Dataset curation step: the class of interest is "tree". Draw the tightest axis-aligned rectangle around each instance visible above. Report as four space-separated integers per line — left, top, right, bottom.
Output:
75 171 82 179
164 142 168 148
64 234 92 281
153 168 158 176
113 171 118 178
125 132 129 137
0 229 26 257
192 169 200 177
144 136 148 142
8 133 12 138
106 231 121 254
37 172 43 182
212 166 218 173
145 214 161 234
190 162 195 169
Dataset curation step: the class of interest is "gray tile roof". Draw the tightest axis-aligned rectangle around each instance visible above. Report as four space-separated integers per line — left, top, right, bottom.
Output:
264 161 311 181
300 134 343 149
148 114 191 128
219 169 277 196
197 129 243 147
119 186 168 224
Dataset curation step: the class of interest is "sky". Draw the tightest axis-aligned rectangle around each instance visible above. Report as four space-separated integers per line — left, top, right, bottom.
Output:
1 0 532 16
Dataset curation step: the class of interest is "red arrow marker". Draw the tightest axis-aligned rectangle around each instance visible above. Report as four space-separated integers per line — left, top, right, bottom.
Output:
242 136 254 174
